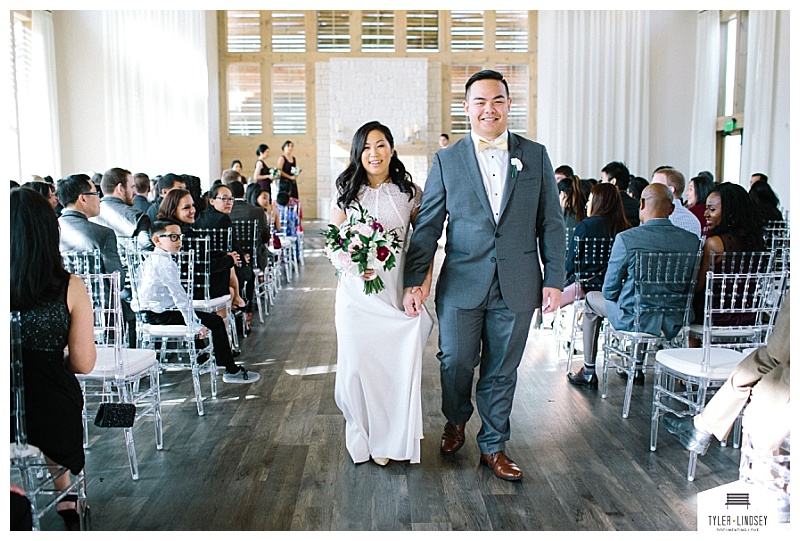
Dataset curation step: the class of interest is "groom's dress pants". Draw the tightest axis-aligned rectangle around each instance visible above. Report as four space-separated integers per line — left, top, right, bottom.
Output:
436 271 534 455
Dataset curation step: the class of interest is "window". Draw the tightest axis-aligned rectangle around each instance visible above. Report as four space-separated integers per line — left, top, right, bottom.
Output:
450 64 484 134
495 11 528 52
227 63 262 136
496 63 528 133
451 11 484 51
362 11 395 52
271 12 305 52
226 11 260 53
317 11 350 52
716 11 748 183
272 64 306 134
407 11 439 52
9 12 31 180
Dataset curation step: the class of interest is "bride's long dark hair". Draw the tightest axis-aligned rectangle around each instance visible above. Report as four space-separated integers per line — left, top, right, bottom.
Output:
335 120 416 210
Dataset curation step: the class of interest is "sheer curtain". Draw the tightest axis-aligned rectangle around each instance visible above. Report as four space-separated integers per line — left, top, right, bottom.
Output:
9 10 61 181
688 10 720 179
537 11 650 178
103 11 209 178
739 11 778 186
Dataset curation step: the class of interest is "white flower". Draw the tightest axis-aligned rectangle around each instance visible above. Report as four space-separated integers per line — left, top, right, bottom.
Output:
510 158 523 173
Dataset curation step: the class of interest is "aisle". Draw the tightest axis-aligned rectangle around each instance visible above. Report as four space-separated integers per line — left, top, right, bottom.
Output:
46 220 740 531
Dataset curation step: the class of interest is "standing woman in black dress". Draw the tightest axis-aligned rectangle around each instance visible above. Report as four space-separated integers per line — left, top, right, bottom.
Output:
252 143 272 200
10 187 97 529
276 140 300 200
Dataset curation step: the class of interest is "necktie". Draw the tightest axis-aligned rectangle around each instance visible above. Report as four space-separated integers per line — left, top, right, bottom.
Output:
478 138 508 152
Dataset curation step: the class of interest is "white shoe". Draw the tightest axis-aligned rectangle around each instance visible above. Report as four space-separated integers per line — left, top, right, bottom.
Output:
222 367 260 383
372 457 389 466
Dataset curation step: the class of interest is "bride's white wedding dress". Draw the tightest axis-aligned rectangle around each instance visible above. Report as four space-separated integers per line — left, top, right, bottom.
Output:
333 182 433 464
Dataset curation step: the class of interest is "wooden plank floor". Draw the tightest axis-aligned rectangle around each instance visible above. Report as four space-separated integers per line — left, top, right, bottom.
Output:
40 220 740 531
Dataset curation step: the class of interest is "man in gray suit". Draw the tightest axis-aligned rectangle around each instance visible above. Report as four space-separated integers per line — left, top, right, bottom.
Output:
568 183 701 388
92 167 153 250
403 70 565 481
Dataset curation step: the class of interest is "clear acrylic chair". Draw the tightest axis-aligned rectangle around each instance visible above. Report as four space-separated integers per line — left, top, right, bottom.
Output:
738 427 790 523
74 271 162 480
601 249 702 418
554 236 614 373
651 261 788 481
61 249 103 275
181 235 240 353
10 311 90 530
126 249 217 416
231 219 271 325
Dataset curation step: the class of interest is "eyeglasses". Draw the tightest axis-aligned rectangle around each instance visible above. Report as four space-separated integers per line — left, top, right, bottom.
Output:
214 196 234 203
157 233 183 242
82 191 101 197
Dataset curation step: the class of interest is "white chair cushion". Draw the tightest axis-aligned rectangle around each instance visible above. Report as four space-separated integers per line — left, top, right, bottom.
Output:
655 347 746 379
85 347 157 379
689 323 758 338
193 294 230 311
611 329 662 340
141 323 195 338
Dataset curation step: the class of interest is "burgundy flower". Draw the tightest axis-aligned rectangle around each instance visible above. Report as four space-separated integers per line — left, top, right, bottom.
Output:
376 246 390 261
371 221 384 232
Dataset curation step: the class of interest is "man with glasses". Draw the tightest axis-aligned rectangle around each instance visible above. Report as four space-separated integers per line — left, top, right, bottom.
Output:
56 173 127 290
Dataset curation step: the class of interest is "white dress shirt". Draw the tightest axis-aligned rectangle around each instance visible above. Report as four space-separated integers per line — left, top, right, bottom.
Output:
137 247 203 332
470 130 509 221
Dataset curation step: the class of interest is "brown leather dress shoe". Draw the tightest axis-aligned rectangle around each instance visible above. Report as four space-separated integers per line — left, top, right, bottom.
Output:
480 451 524 481
440 422 466 455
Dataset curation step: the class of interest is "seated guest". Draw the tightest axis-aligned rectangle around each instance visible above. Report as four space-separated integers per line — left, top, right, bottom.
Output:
246 183 281 233
691 182 766 343
156 189 247 311
146 173 186 223
132 172 152 213
563 183 630 302
92 167 153 250
557 175 588 231
650 167 702 239
11 187 97 530
749 179 784 224
567 184 701 388
662 291 789 455
626 176 648 202
138 220 259 384
57 174 127 289
22 181 59 213
554 164 574 183
749 172 768 188
685 174 715 238
601 161 639 226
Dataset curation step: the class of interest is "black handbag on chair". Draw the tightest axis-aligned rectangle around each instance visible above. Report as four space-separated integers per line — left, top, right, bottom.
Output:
94 402 136 428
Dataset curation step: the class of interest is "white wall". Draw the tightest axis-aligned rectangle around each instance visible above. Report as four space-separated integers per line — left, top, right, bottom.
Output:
768 10 790 211
647 11 697 179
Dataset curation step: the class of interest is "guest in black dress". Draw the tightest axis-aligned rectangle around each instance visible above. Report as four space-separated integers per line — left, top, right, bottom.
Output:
277 140 300 200
11 187 97 528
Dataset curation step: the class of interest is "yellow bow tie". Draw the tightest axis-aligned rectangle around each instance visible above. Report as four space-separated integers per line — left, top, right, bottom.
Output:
478 138 508 152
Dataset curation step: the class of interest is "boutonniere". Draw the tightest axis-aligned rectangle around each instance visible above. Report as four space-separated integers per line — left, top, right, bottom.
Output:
510 158 523 179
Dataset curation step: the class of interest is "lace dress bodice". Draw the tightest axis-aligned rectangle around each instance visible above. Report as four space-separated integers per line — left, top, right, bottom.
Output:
341 182 422 242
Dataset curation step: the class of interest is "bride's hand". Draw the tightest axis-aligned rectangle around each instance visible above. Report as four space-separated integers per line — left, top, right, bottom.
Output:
363 269 377 281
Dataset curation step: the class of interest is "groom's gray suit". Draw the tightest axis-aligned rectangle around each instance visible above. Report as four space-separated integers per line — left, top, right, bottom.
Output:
404 132 565 454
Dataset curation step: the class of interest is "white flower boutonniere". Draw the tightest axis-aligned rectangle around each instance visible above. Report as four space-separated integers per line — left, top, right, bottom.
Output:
510 158 523 179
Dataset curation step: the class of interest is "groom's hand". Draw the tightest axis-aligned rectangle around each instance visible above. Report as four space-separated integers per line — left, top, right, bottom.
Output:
403 287 424 317
541 287 562 314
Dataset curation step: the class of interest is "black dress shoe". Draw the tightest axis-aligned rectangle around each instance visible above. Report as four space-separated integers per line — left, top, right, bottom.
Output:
660 413 712 454
567 368 598 389
618 369 645 385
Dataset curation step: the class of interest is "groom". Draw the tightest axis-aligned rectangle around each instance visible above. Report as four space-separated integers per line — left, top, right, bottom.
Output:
403 70 565 481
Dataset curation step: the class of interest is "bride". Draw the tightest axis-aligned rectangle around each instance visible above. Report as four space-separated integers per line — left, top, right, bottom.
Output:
330 121 434 466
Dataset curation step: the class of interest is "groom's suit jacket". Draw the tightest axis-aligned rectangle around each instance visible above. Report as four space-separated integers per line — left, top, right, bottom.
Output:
404 132 565 313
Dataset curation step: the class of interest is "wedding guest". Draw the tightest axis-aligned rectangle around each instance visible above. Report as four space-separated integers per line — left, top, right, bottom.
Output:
93 167 153 251
146 173 186 223
557 175 587 230
253 143 272 198
749 172 768 187
330 121 433 466
685 174 714 237
627 177 649 202
11 187 97 530
563 183 630 305
404 70 565 481
439 133 449 148
554 164 575 183
230 159 246 182
22 181 58 212
601 161 639 226
276 140 300 200
139 220 259 384
749 180 783 223
246 183 281 233
133 173 152 213
650 167 702 239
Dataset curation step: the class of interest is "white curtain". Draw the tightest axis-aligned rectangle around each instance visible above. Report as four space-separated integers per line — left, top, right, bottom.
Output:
102 11 209 178
688 10 720 180
537 11 650 179
11 11 61 181
739 11 778 187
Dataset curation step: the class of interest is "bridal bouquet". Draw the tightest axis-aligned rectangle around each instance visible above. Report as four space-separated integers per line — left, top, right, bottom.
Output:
322 203 402 295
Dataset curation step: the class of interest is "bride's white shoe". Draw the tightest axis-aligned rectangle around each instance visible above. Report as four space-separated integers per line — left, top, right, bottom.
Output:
372 457 389 466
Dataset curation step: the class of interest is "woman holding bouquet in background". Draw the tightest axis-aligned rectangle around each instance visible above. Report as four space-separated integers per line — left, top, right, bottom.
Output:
277 140 300 200
329 121 433 466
